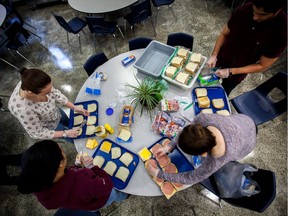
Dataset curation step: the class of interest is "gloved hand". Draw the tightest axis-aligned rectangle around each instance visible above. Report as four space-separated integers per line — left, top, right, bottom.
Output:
154 144 172 158
74 107 90 116
147 163 160 177
81 156 94 169
206 55 217 68
215 68 230 78
65 127 81 138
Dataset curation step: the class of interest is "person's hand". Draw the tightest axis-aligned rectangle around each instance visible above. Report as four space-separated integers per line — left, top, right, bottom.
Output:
154 145 172 158
74 107 90 116
206 55 217 68
81 156 94 169
65 127 81 138
147 163 160 177
215 68 229 78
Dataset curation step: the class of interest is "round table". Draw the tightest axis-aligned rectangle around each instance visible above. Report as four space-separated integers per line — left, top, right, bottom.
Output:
75 49 195 196
68 0 137 14
0 4 7 27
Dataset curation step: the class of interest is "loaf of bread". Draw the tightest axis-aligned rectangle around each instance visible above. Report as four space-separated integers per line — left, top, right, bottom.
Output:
175 72 190 84
212 98 225 109
195 88 207 97
198 96 210 108
171 56 184 68
165 66 177 78
190 53 202 63
185 62 198 75
177 48 189 59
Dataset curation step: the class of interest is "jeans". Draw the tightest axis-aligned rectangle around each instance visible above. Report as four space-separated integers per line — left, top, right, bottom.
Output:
55 109 74 144
101 188 129 208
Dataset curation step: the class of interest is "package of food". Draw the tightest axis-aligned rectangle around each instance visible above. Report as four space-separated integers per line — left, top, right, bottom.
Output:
161 99 180 112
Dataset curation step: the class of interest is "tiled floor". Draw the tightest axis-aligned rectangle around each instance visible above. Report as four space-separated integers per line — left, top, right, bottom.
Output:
0 1 287 215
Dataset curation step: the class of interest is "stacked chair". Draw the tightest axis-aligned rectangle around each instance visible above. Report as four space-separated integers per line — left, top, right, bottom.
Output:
128 37 153 51
167 32 194 50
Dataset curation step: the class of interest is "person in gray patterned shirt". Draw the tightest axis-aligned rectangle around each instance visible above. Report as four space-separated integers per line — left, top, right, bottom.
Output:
8 68 89 142
147 113 256 185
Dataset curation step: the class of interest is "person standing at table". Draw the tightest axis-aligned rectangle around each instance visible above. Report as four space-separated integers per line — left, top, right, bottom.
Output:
206 0 287 96
8 68 89 143
147 113 256 185
17 140 128 215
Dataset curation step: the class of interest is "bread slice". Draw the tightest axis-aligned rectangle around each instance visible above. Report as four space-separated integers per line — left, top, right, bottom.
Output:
190 53 202 63
93 155 105 167
87 116 97 125
119 152 133 167
171 56 184 68
111 147 121 159
118 128 131 141
85 125 96 135
87 103 97 112
216 109 230 116
177 48 189 59
74 105 84 114
115 166 130 182
74 115 84 126
201 108 213 114
195 88 207 97
161 181 177 199
165 66 177 78
212 98 225 109
185 62 198 75
198 96 210 108
103 161 117 176
175 72 190 84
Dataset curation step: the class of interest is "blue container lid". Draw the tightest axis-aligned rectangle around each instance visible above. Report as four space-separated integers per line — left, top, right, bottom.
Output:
106 107 114 115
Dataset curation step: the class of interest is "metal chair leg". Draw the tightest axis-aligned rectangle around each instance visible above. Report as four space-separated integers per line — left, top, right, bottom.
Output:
16 50 36 66
66 31 70 46
112 34 118 54
149 17 157 37
116 25 125 40
78 33 83 54
169 5 177 21
0 58 19 70
131 26 135 38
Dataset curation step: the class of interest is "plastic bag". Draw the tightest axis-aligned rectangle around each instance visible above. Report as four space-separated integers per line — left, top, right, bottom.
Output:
213 161 261 198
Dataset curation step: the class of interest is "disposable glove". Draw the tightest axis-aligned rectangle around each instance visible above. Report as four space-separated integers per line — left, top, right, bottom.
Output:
215 68 230 78
65 127 81 138
206 55 217 68
81 156 94 169
154 144 172 158
147 163 160 177
74 107 90 116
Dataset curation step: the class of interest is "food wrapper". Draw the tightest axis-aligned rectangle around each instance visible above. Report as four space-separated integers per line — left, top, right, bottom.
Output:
161 99 179 112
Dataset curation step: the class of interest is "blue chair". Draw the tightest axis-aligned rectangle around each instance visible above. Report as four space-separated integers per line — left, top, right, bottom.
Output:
124 0 156 38
83 52 108 77
167 32 194 50
52 12 87 53
85 16 125 53
128 37 152 51
151 0 176 25
230 72 287 125
200 169 276 213
54 208 100 216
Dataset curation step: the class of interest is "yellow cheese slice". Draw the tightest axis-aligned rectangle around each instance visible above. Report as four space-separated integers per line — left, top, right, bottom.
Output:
86 139 98 149
138 147 152 161
100 141 112 154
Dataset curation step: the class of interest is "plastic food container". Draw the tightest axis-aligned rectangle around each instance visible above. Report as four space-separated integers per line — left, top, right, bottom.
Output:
161 52 207 90
134 41 176 78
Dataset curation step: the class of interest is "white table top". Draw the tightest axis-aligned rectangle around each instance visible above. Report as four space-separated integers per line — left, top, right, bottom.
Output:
0 4 7 27
75 49 195 196
68 0 137 14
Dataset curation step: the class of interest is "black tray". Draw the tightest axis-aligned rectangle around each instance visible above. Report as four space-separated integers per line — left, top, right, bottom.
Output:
69 100 99 139
92 139 139 190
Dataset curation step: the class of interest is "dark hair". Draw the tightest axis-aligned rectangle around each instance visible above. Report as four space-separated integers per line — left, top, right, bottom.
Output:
17 140 63 194
178 124 216 155
20 68 52 94
253 0 286 13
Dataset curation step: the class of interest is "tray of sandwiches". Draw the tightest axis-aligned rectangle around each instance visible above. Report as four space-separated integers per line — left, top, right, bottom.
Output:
161 47 207 90
138 137 194 199
192 86 231 115
69 100 99 139
92 139 139 190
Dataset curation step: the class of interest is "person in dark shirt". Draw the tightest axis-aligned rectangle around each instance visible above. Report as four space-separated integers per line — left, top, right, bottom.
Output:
207 0 287 96
17 140 128 215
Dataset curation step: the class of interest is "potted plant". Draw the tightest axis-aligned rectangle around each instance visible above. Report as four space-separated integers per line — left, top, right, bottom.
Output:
126 76 168 118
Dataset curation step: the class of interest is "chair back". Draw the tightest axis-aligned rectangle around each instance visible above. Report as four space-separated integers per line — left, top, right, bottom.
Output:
151 0 175 7
85 16 113 35
83 52 108 76
129 0 152 24
53 13 72 33
167 32 194 50
4 20 30 49
128 37 153 51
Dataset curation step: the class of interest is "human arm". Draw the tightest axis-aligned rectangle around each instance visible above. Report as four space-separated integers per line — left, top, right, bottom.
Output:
207 24 230 68
65 101 90 117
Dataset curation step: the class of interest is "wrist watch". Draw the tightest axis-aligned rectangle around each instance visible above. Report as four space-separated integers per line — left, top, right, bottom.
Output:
228 68 233 77
63 131 67 138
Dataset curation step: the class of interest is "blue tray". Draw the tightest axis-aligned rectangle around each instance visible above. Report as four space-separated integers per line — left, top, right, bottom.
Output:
192 86 230 115
69 100 99 139
92 139 139 190
148 137 194 172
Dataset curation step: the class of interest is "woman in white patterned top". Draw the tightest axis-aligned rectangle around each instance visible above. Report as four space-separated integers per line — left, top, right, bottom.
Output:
8 68 89 142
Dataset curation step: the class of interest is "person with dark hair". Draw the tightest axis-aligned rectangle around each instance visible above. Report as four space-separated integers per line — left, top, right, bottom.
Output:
8 68 89 142
147 113 256 185
207 0 287 96
17 140 128 214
